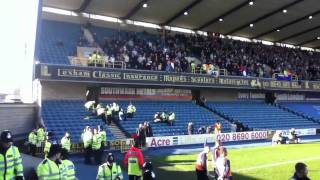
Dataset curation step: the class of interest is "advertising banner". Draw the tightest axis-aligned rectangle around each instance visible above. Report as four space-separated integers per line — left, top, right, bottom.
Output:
35 64 320 92
146 131 269 147
276 128 316 137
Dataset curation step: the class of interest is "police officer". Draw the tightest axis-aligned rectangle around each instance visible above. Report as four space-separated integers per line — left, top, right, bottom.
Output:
44 132 54 158
0 130 24 180
98 126 107 148
127 103 136 118
124 140 145 180
61 132 71 153
28 128 38 156
82 126 93 164
37 126 46 146
37 144 63 180
143 162 156 180
106 105 113 125
97 153 123 180
61 148 76 180
92 128 102 165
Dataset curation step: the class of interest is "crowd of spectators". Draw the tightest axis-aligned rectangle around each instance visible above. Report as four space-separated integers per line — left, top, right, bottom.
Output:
87 28 320 81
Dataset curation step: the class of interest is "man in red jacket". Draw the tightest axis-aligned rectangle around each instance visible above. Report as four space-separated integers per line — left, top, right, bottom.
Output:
124 140 145 180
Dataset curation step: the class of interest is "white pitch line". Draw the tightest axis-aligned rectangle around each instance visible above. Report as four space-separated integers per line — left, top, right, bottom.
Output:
235 157 320 172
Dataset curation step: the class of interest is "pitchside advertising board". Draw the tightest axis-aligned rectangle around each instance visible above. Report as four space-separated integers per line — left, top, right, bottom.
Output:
146 131 269 147
276 128 317 137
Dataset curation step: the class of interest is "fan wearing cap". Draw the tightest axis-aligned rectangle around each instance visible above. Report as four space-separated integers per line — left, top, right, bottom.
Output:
143 162 156 180
0 130 24 180
37 144 63 180
96 153 123 180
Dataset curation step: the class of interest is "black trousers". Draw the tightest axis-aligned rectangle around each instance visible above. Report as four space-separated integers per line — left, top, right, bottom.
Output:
29 144 36 156
196 169 209 180
129 175 141 180
93 148 102 165
84 146 92 164
107 115 112 125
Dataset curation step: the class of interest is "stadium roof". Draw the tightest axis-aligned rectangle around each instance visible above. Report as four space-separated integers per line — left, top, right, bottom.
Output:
44 0 320 49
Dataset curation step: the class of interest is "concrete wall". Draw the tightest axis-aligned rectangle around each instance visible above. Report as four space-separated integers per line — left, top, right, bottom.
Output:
200 88 238 101
41 81 87 100
0 104 36 140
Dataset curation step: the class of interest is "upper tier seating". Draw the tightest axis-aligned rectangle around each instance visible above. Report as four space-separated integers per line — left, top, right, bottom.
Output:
101 101 230 136
42 100 116 142
281 102 320 120
39 20 82 64
207 101 320 130
38 19 320 81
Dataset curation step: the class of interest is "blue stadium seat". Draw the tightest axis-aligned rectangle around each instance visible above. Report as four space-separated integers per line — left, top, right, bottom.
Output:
207 101 320 130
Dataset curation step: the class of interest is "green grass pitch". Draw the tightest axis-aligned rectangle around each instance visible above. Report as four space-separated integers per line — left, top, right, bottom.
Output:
151 142 320 180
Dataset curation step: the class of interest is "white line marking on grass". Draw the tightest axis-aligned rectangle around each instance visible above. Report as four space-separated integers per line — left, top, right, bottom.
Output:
235 157 320 172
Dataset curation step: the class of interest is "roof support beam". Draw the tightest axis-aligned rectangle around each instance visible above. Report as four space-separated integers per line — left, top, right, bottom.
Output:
75 0 93 12
226 0 304 35
296 38 319 46
123 0 149 19
253 10 320 39
197 0 251 30
277 25 320 42
161 0 203 25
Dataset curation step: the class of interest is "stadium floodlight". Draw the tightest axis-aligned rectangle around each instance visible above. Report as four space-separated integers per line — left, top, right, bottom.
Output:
249 1 254 6
309 16 313 19
317 37 320 40
143 3 148 8
276 29 280 32
249 23 254 28
283 9 287 13
184 11 188 16
219 18 223 22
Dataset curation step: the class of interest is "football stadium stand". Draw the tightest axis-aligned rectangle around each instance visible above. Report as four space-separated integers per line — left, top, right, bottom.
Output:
41 100 116 141
41 100 231 140
38 19 320 81
281 102 320 121
207 101 320 130
39 20 82 64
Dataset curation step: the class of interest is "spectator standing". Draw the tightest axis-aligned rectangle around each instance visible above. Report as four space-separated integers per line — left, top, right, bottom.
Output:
214 120 222 134
215 147 232 180
188 122 194 135
145 122 153 137
195 144 210 180
124 140 145 180
290 162 310 180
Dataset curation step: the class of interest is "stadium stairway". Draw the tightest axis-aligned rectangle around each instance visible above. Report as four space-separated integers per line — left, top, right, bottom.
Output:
108 122 127 139
206 101 320 130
